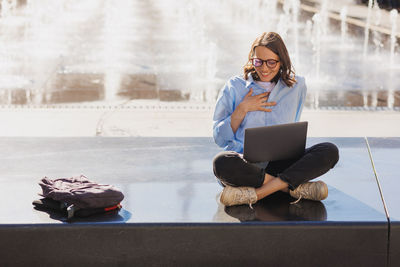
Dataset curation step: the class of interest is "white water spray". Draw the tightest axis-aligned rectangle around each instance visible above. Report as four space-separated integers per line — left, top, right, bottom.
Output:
311 13 322 109
311 13 322 81
372 3 382 54
340 6 348 47
363 0 374 58
390 9 398 66
291 0 300 67
320 0 329 36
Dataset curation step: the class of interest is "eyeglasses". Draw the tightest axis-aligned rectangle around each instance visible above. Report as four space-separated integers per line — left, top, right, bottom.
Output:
251 58 279 68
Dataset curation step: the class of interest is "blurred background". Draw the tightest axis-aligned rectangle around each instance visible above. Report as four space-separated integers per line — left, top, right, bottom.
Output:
0 0 399 137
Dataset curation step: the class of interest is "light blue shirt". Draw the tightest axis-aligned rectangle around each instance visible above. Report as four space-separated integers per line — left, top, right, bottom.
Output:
213 74 307 153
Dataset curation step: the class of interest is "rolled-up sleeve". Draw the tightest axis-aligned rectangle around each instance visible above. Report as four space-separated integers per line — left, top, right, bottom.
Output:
213 84 242 152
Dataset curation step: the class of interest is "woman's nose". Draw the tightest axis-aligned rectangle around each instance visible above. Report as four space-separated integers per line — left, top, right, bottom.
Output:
261 62 269 71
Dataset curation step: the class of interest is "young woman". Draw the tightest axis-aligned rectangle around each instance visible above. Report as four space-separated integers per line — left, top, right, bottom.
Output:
213 32 339 207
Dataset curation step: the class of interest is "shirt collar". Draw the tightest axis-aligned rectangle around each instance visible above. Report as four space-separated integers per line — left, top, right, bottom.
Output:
245 73 282 90
245 73 256 89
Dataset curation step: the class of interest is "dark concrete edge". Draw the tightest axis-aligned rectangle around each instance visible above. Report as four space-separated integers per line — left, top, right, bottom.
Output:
0 222 389 267
0 221 389 229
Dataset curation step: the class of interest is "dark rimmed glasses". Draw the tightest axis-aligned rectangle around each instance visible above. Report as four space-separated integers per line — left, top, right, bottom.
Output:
251 58 279 68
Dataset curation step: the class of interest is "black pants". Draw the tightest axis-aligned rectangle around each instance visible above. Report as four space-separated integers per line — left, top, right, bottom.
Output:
213 142 339 190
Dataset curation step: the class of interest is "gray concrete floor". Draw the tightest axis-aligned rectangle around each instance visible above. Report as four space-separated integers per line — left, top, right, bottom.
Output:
0 136 393 224
0 104 399 137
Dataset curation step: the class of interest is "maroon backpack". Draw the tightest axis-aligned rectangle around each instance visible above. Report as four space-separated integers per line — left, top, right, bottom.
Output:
34 175 124 219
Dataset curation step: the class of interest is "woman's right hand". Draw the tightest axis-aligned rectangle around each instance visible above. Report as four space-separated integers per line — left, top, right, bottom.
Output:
239 88 276 113
230 88 276 133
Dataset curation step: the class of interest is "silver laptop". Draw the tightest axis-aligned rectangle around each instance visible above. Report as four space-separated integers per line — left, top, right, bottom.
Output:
243 121 308 163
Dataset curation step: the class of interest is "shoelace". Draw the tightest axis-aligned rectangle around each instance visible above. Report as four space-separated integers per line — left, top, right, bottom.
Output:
290 184 312 204
238 187 255 209
290 196 302 205
290 183 324 204
245 188 255 209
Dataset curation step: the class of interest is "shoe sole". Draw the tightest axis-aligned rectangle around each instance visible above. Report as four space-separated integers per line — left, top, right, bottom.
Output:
220 186 233 206
318 181 328 200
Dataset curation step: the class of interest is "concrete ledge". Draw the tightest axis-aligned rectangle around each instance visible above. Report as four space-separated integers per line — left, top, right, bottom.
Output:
0 223 387 267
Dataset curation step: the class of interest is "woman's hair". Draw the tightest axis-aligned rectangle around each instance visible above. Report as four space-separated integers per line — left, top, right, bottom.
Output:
243 32 296 87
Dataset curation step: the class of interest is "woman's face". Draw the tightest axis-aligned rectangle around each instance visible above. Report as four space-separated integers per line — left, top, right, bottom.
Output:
253 46 281 82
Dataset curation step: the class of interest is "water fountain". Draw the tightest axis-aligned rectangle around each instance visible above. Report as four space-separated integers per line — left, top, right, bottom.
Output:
277 0 291 39
372 3 383 55
319 0 329 37
311 13 322 109
0 0 398 109
0 0 17 18
291 0 300 67
390 9 398 67
363 0 374 58
340 6 348 47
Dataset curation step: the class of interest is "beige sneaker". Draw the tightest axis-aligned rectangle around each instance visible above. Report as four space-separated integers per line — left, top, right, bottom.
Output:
289 181 328 204
220 186 257 207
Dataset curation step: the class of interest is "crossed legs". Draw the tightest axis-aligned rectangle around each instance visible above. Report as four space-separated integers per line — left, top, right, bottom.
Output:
255 173 289 200
213 142 339 205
